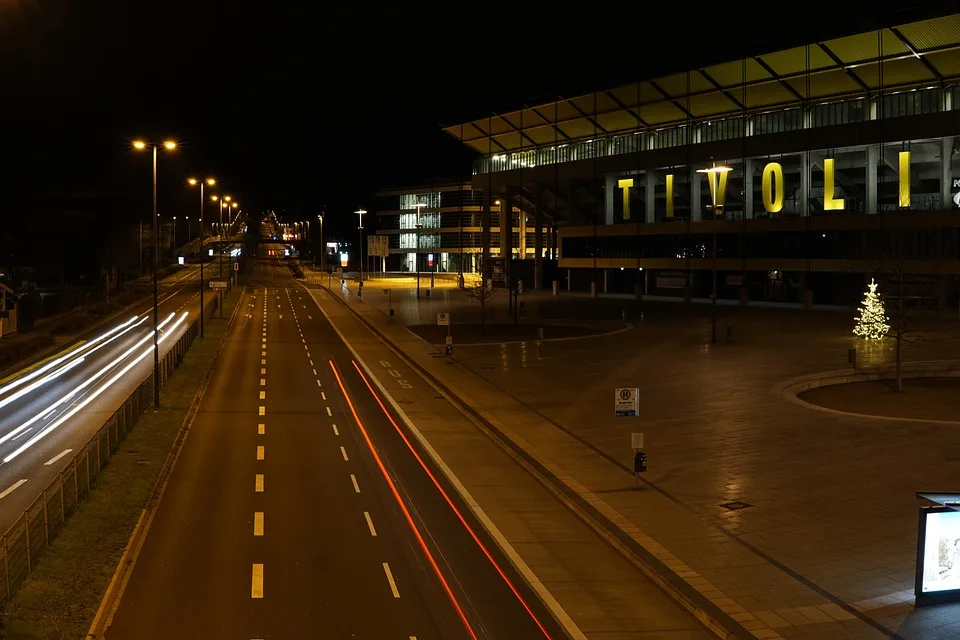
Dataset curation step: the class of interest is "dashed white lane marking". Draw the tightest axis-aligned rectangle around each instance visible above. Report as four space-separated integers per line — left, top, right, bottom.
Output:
257 445 265 460
326 407 332 416
251 564 264 598
332 424 339 436
321 392 327 400
261 359 266 365
259 406 265 416
382 563 400 598
261 368 266 375
309 360 314 366
258 423 265 435
312 368 317 376
350 474 360 493
0 479 28 499
340 446 349 461
306 352 311 358
364 511 378 536
259 391 266 400
308 315 312 320
254 512 264 536
261 351 266 357
11 428 32 441
303 344 308 350
260 378 266 386
316 379 322 387
44 448 73 466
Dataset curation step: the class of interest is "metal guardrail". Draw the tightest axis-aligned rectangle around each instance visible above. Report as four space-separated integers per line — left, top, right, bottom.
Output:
0 295 220 606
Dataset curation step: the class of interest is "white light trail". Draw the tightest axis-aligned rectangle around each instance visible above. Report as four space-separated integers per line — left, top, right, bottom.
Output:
0 313 176 447
3 312 188 463
0 317 149 411
0 316 140 399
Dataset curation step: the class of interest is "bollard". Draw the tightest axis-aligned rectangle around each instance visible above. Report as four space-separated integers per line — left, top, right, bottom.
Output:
426 290 431 299
848 348 857 368
552 280 559 296
621 309 626 322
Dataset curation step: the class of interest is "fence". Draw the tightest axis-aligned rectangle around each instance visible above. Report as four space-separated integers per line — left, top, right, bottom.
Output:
0 295 219 606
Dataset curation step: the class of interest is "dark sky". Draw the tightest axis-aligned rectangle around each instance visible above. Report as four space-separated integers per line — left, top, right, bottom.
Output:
0 0 954 254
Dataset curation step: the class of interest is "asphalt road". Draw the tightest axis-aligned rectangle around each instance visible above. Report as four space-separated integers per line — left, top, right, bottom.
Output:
0 278 208 534
106 255 567 639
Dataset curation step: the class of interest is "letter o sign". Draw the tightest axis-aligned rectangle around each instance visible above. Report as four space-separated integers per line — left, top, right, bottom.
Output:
762 162 784 214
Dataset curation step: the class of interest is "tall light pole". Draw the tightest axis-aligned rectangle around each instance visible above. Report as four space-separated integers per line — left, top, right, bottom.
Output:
414 202 426 298
133 139 176 408
317 214 324 271
696 164 731 344
188 178 216 338
356 208 366 285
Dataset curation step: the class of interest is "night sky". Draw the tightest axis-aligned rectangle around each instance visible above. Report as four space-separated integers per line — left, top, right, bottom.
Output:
0 0 954 278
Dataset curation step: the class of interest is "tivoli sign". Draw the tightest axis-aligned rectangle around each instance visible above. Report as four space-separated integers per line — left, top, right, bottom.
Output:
617 152 914 217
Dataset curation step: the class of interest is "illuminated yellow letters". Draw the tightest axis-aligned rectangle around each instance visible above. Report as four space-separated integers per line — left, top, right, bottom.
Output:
823 158 845 210
899 151 910 208
762 162 784 213
666 174 674 217
705 170 729 215
618 178 634 220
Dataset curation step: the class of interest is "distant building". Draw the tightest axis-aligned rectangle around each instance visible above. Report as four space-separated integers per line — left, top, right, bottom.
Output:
443 12 960 307
374 182 556 276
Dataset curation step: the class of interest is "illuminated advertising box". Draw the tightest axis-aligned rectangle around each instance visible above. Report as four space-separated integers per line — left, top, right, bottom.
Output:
916 506 960 605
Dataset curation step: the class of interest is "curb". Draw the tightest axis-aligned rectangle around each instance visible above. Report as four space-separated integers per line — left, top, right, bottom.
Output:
773 360 960 425
317 284 754 640
86 291 244 639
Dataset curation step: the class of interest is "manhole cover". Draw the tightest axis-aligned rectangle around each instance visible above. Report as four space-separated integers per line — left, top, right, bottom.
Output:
719 501 752 511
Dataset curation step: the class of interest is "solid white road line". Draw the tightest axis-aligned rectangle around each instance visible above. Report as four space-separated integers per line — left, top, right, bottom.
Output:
340 446 348 461
251 564 264 598
258 406 265 416
364 511 377 536
332 424 339 436
257 446 264 460
0 479 27 499
382 563 400 598
44 448 73 466
326 407 332 416
254 512 264 536
258 423 265 435
350 474 360 493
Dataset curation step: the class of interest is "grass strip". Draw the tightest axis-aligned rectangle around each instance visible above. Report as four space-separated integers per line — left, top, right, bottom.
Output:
0 289 241 640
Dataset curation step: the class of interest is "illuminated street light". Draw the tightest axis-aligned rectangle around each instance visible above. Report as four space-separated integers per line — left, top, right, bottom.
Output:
187 176 216 338
695 163 732 344
132 139 177 408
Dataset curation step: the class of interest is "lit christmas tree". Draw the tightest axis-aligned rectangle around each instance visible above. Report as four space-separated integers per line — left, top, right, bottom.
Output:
853 278 889 340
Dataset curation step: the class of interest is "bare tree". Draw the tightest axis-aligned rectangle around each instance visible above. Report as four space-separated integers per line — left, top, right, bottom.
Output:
865 255 920 392
463 255 497 333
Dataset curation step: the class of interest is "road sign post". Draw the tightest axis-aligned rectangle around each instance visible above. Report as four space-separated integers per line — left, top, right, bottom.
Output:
438 312 451 353
615 388 639 417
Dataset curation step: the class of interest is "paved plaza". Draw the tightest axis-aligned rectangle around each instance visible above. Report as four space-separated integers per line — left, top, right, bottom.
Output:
313 272 960 639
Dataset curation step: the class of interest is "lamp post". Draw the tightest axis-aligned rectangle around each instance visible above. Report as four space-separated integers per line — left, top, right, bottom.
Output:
188 178 216 338
696 164 732 344
356 208 366 286
133 139 176 409
414 202 426 298
317 214 324 272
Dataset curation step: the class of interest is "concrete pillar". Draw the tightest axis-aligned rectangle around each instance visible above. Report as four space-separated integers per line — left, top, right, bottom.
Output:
534 190 543 289
744 159 754 219
645 172 655 223
501 192 514 286
942 137 952 211
519 208 527 258
867 145 878 214
590 281 597 298
800 153 810 216
691 167 702 221
605 175 615 225
552 280 559 296
481 193 492 281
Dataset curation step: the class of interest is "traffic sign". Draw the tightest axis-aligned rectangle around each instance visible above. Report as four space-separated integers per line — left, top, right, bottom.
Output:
615 388 639 417
437 312 450 326
209 280 228 289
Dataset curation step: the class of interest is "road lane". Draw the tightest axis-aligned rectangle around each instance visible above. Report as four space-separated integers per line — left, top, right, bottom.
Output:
0 287 204 532
106 260 566 638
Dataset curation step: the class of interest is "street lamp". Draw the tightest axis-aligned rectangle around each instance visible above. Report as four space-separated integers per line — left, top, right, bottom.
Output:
188 177 215 338
696 164 732 344
413 202 426 298
317 214 325 271
132 138 177 409
356 208 366 286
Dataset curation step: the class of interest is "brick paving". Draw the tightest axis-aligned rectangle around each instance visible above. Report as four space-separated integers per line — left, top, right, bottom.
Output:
321 275 960 639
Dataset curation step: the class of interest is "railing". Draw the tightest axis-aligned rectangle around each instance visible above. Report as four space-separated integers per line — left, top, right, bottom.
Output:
0 295 219 606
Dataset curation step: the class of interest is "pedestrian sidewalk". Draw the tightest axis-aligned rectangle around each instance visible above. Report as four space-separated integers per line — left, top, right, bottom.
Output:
316 279 960 640
303 283 720 640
